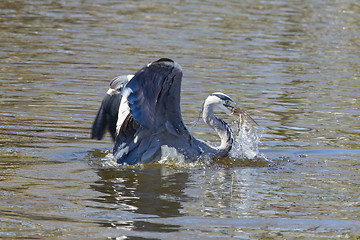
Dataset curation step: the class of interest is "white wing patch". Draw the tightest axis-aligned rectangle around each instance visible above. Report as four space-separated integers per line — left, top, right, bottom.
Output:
116 87 132 135
106 88 116 96
115 75 135 135
127 74 134 81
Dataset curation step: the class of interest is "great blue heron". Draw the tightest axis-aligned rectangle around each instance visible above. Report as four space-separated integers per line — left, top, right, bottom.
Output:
91 58 238 165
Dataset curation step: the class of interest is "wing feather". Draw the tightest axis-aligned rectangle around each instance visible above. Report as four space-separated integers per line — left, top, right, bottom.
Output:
114 59 184 164
93 59 204 165
124 58 182 130
91 75 130 141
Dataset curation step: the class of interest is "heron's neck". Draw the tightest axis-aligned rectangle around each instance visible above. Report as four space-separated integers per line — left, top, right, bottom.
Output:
202 103 233 156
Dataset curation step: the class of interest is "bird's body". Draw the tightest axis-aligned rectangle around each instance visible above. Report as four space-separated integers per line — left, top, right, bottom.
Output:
91 58 237 165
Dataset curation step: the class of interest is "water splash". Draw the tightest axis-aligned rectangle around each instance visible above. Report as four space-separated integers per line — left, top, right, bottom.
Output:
159 145 205 168
97 152 147 169
99 151 119 167
159 145 185 163
230 118 262 160
97 146 203 169
95 121 268 168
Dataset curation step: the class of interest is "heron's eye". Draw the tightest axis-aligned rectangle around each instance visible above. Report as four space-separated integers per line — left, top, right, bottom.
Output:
225 100 230 105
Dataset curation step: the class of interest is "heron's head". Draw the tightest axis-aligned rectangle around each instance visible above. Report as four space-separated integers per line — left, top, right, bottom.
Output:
206 92 237 114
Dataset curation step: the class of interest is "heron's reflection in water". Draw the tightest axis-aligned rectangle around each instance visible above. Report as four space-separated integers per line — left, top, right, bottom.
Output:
91 166 189 234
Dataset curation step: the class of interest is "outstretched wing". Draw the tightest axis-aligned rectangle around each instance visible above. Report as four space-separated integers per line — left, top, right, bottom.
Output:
114 58 185 164
91 75 133 141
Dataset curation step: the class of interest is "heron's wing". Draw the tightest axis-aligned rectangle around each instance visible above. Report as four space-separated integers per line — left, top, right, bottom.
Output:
91 75 131 141
115 58 185 164
125 58 183 130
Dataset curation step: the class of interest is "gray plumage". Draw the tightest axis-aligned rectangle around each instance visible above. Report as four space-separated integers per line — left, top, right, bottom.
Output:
91 58 236 165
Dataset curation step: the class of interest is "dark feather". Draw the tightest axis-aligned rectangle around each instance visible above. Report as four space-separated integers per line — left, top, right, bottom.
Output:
93 59 203 165
125 60 182 130
91 75 129 141
114 59 189 164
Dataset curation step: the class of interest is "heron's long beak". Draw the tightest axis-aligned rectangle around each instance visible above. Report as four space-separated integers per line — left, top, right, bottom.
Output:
232 106 259 128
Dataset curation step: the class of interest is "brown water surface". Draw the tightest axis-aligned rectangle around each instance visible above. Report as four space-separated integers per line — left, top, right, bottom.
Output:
1 0 359 239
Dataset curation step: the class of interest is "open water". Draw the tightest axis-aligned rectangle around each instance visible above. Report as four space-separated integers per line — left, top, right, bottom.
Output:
1 0 359 239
